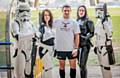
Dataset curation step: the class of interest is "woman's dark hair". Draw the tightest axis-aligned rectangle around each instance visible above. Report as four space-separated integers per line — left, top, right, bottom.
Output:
41 9 53 28
77 5 88 21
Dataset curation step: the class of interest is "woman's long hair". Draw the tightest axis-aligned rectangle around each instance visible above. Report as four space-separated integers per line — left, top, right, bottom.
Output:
77 5 88 21
41 9 53 28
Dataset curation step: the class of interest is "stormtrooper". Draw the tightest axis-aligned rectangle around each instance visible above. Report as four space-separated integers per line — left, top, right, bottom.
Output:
94 3 114 78
12 2 35 78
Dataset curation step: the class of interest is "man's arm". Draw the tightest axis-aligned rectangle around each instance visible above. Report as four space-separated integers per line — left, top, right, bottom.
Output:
72 33 80 57
74 33 80 49
73 20 80 48
72 20 80 57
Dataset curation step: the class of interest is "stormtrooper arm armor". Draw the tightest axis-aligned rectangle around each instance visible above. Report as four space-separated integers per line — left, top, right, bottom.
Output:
12 21 20 40
34 25 42 39
102 18 113 46
103 18 113 40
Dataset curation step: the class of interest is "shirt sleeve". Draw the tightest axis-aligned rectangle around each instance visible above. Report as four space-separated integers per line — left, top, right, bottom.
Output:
73 20 80 34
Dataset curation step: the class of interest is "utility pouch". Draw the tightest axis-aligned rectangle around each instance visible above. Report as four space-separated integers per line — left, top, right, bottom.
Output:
106 43 115 65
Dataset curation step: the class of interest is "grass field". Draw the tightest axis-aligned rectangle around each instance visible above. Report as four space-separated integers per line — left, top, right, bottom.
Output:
0 7 120 65
0 11 6 41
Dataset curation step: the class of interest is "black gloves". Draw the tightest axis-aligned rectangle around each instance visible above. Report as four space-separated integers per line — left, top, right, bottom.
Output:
14 34 19 41
32 37 37 42
53 50 57 57
94 47 97 54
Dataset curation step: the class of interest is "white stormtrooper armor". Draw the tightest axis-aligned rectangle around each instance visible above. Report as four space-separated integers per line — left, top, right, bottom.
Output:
12 2 35 78
34 22 55 78
95 2 107 19
95 3 113 78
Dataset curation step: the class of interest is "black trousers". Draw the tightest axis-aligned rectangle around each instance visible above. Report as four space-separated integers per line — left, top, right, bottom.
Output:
77 45 90 78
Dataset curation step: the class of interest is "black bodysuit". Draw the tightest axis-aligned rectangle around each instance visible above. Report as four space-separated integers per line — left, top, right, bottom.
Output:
77 18 94 78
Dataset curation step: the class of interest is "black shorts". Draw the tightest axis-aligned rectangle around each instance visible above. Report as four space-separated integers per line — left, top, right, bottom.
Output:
56 51 77 60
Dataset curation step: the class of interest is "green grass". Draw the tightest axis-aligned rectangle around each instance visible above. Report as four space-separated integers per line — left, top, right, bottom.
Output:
0 12 6 65
111 16 120 46
0 11 6 41
114 49 120 65
87 48 120 65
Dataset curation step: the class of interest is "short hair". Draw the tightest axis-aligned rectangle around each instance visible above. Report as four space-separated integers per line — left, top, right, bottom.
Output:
62 4 71 11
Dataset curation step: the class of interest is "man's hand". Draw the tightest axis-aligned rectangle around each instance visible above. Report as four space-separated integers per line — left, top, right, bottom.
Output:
72 49 78 57
94 47 98 54
15 34 19 41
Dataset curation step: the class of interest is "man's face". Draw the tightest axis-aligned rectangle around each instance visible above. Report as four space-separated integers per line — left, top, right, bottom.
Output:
62 7 71 19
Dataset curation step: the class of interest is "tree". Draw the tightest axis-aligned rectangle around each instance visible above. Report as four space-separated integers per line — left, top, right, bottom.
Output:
96 0 99 4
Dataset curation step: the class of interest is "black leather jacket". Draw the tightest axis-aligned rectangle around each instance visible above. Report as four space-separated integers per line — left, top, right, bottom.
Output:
78 18 94 47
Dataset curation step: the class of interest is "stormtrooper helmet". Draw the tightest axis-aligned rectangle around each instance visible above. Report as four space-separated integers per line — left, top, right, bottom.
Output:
16 2 31 22
95 3 107 19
